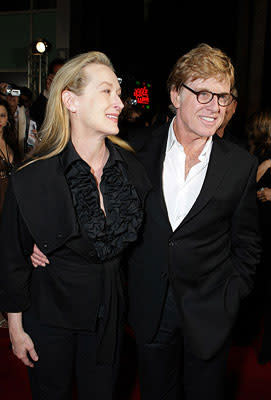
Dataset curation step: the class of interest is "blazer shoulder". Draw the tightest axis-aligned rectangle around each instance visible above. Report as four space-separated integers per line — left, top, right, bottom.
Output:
216 135 257 167
116 145 152 201
117 145 149 176
13 156 59 182
10 155 78 254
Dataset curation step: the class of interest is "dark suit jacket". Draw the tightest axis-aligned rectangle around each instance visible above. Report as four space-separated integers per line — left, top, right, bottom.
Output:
0 144 151 330
127 122 261 360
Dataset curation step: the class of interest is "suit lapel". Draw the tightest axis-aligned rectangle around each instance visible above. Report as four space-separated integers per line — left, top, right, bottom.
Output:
141 124 172 228
175 135 231 231
159 140 171 223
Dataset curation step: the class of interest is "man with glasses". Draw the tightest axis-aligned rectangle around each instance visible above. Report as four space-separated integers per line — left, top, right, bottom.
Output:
127 43 261 399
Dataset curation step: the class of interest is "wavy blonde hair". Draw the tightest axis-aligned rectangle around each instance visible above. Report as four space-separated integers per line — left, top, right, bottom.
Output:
22 51 132 168
167 43 235 93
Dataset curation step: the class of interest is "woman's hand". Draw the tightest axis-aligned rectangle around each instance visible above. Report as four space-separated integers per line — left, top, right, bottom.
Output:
257 187 271 203
30 243 49 267
8 313 38 368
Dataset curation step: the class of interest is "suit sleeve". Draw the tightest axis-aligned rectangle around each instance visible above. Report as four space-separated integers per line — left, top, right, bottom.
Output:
0 178 34 312
231 158 262 298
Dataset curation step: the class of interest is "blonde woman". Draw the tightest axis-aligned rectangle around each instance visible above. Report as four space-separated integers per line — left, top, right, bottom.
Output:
0 51 150 399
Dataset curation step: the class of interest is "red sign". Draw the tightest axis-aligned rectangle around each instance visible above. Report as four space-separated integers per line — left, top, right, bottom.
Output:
133 86 150 105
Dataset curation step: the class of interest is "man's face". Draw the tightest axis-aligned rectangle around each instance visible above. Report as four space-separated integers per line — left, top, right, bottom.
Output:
52 64 63 75
221 99 237 129
46 64 64 92
20 94 32 109
6 94 19 115
171 77 231 139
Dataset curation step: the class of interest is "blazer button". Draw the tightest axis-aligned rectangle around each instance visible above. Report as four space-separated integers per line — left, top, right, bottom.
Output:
169 240 175 247
43 243 48 249
57 233 63 239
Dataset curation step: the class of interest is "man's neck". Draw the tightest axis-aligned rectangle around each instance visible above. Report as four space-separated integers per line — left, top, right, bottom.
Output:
173 118 209 156
216 127 225 138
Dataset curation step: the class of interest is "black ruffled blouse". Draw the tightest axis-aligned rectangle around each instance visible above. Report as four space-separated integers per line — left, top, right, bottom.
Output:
63 139 143 261
60 140 144 364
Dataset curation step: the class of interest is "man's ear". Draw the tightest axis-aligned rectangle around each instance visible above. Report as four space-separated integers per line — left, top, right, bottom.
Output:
62 90 77 113
170 89 181 109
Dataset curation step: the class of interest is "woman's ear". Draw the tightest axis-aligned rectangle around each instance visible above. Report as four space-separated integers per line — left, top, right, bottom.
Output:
62 90 77 113
170 88 181 109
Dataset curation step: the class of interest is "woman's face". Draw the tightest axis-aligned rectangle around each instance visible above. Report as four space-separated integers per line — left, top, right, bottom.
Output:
68 63 124 137
0 105 8 133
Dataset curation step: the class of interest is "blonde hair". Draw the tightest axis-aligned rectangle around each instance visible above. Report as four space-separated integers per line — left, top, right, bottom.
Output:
167 43 235 93
22 51 132 168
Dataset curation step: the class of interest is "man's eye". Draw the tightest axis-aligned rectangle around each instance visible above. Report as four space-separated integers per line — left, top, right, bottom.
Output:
200 91 210 98
103 89 111 94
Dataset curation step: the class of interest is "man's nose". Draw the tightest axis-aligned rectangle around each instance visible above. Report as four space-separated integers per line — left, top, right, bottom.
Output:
207 95 220 110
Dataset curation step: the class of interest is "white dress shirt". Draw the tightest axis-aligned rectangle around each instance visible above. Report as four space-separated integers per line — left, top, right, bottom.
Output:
163 118 213 231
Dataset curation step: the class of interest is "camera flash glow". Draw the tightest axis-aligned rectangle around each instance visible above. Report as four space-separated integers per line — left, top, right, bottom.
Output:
36 41 46 53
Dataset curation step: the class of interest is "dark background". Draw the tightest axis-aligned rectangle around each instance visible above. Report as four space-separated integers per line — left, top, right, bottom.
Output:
69 0 271 137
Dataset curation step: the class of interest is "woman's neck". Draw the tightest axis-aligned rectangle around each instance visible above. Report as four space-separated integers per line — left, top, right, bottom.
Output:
71 133 109 177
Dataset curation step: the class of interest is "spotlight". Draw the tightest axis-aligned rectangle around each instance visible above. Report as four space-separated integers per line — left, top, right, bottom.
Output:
32 39 50 55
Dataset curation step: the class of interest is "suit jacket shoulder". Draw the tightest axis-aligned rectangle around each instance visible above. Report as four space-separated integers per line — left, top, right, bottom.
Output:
214 134 258 168
11 156 78 254
114 145 152 202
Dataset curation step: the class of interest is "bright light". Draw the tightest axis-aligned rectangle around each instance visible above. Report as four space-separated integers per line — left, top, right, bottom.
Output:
32 39 50 55
36 41 46 53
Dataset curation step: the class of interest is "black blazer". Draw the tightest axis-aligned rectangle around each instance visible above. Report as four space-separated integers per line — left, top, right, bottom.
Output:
0 144 151 329
128 123 261 360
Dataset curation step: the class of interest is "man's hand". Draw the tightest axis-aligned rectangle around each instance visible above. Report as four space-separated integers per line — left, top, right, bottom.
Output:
257 187 271 203
30 244 49 267
0 82 8 97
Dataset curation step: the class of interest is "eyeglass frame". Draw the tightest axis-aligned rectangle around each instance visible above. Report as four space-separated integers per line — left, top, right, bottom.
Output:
181 83 235 107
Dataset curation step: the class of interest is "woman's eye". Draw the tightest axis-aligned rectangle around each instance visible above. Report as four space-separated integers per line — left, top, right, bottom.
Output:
103 89 111 94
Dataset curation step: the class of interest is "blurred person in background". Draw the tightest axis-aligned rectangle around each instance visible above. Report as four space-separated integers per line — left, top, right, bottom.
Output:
30 57 66 131
0 83 37 156
0 98 20 213
246 110 271 363
0 98 20 328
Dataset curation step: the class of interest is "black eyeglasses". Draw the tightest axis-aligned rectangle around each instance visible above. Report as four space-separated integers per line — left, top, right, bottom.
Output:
182 83 234 107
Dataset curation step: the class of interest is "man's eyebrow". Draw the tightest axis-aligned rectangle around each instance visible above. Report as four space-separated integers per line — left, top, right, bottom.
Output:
196 86 229 94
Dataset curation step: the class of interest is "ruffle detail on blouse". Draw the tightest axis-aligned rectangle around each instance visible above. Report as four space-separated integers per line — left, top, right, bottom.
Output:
65 159 143 261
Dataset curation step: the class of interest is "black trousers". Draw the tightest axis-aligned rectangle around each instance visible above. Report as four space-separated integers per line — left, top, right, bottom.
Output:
23 311 121 400
136 287 231 400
